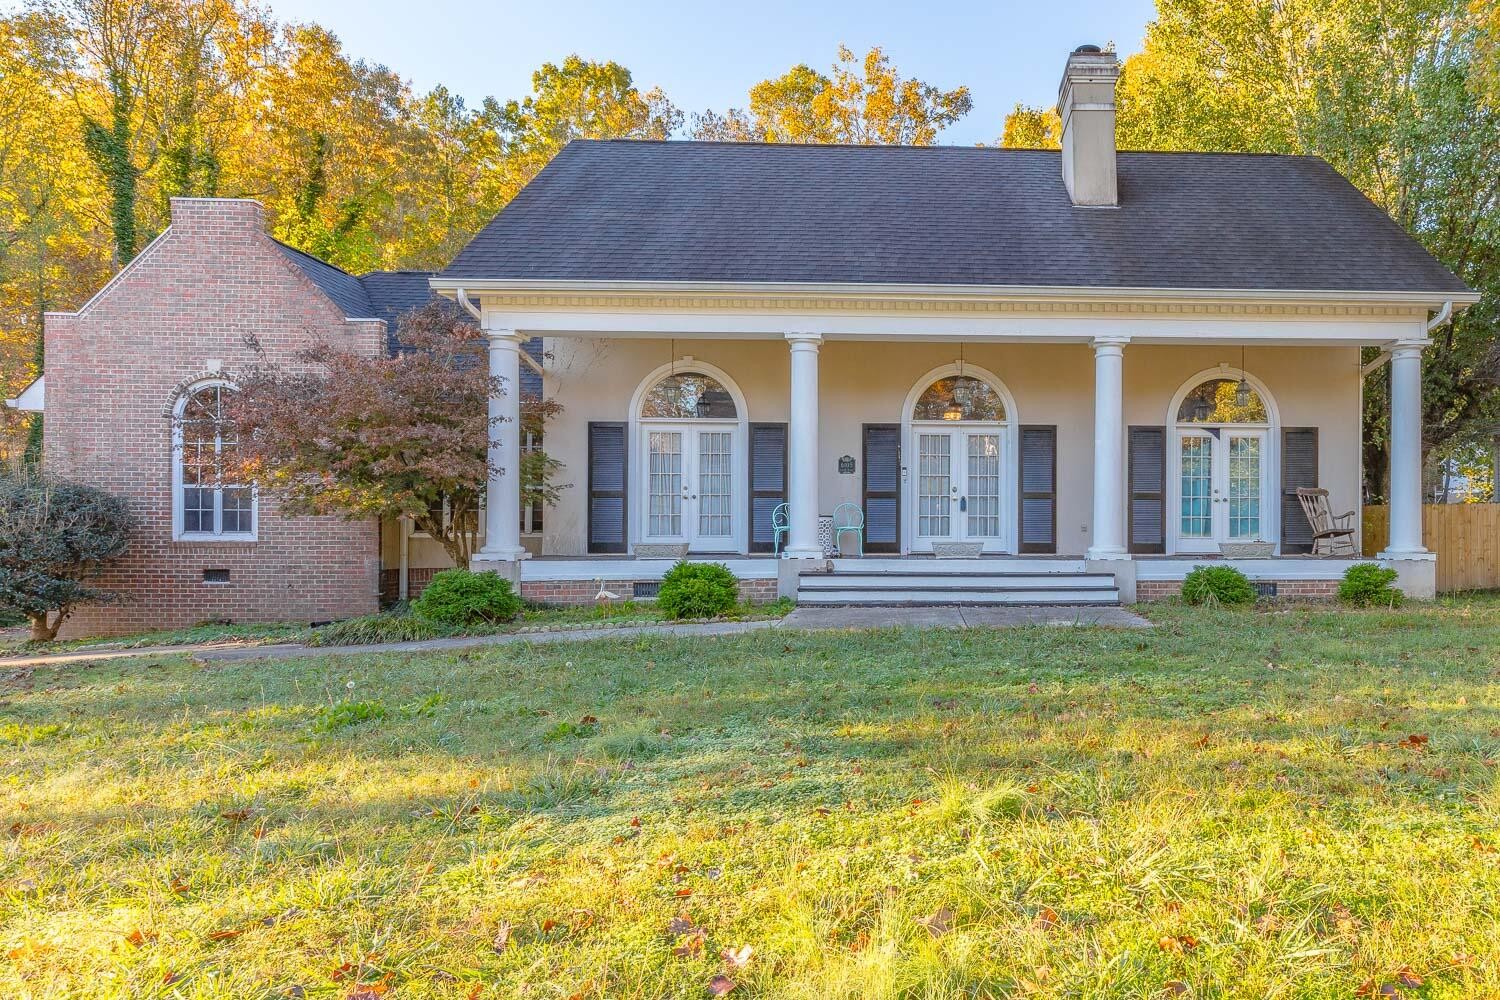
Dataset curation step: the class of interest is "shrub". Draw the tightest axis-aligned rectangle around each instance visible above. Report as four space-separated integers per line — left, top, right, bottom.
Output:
0 472 133 640
1339 563 1404 607
656 561 739 619
1181 565 1257 607
412 569 522 624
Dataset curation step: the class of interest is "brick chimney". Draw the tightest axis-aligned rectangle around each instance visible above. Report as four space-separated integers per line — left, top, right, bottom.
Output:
1058 45 1121 207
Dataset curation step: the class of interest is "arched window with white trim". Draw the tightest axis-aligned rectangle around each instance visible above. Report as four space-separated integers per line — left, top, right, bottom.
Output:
172 380 256 540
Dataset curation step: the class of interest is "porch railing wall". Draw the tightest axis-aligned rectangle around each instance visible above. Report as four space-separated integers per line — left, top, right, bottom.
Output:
1362 504 1500 593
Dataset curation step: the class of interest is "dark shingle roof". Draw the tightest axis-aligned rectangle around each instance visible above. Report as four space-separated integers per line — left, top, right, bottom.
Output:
273 248 541 398
274 240 375 319
440 140 1470 296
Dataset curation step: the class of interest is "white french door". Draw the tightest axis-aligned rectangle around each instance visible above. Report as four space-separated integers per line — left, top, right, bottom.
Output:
642 423 739 551
909 425 1008 553
1176 428 1267 553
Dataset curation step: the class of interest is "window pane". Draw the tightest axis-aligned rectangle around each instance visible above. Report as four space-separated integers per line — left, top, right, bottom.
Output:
183 487 211 533
640 373 737 419
914 376 1006 422
1177 378 1267 423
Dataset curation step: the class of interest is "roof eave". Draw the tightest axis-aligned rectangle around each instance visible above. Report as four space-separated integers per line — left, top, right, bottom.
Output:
429 277 1480 310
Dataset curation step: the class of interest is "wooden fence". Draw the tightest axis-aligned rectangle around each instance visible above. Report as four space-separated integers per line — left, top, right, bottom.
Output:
1363 504 1500 593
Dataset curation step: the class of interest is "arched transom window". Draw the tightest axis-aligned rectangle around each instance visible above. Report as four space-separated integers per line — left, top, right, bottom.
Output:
174 382 255 538
913 375 1007 422
1176 378 1268 424
639 372 738 419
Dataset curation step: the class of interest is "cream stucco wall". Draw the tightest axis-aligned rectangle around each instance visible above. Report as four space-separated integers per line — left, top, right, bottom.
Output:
536 338 1362 558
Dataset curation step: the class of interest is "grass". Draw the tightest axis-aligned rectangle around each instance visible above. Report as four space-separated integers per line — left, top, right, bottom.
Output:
1 599 795 654
4 598 1500 997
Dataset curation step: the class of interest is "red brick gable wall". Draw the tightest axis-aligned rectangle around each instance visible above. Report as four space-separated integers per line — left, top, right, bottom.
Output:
43 198 382 637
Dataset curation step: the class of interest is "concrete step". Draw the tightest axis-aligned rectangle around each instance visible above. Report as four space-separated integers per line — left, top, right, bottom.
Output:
799 573 1115 590
796 588 1122 606
829 558 1088 574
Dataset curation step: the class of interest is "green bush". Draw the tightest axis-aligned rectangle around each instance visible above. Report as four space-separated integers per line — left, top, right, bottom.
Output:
1338 562 1404 607
1181 565 1257 607
656 561 739 619
412 569 522 624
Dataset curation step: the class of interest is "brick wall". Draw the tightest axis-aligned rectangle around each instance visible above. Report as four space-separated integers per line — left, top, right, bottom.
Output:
1137 578 1340 601
44 198 381 637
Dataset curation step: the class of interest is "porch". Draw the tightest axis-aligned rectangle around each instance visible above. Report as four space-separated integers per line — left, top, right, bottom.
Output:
433 285 1442 600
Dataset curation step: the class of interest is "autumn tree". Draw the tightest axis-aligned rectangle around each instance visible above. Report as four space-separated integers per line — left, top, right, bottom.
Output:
498 56 681 184
998 103 1061 149
693 45 972 145
227 303 563 567
1068 0 1499 498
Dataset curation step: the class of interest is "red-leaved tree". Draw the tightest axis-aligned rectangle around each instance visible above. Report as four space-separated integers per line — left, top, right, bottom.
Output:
227 302 562 566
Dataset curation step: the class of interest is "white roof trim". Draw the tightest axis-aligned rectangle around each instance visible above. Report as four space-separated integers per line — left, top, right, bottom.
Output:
5 375 43 412
429 277 1480 309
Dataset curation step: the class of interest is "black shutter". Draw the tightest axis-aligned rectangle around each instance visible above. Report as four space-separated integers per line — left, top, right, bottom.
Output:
1128 426 1166 554
587 421 627 554
1281 427 1319 553
1018 426 1057 553
748 422 787 553
862 424 900 553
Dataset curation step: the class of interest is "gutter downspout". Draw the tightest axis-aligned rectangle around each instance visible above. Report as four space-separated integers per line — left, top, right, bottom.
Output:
456 286 544 378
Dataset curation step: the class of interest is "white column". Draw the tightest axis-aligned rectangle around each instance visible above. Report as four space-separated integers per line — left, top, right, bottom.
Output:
1087 336 1129 560
784 332 823 559
1382 341 1429 557
473 328 529 566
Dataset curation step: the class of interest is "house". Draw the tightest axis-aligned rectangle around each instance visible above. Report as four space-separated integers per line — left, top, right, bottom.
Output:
32 45 1475 635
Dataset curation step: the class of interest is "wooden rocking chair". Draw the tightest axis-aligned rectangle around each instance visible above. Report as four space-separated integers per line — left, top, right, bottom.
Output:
1294 488 1358 556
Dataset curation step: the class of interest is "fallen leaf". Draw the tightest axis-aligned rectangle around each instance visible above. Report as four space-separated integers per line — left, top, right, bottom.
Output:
541 918 557 933
162 971 181 985
707 975 736 996
207 928 243 941
1157 934 1198 954
1164 983 1189 996
1394 967 1423 989
1397 733 1430 751
124 928 157 947
674 888 693 898
1031 907 1061 931
721 944 753 969
220 808 250 822
492 920 511 954
467 984 483 1000
673 931 705 958
668 916 699 936
918 906 955 937
1252 913 1280 934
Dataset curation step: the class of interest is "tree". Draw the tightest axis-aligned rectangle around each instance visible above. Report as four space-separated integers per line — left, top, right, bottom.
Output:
998 103 1061 149
498 56 681 187
227 302 564 567
692 45 972 145
0 472 132 640
1111 0 1500 498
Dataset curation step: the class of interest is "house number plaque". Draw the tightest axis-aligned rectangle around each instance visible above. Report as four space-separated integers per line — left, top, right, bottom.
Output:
837 455 856 474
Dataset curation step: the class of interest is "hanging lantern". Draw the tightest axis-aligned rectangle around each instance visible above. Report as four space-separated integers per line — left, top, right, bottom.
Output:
1235 345 1251 406
942 400 964 421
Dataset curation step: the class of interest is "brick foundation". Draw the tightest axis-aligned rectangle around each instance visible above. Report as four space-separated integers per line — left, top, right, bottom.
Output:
519 577 777 607
1137 578 1340 601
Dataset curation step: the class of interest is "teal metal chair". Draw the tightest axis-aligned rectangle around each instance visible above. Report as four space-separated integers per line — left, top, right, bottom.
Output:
771 502 790 555
832 502 864 556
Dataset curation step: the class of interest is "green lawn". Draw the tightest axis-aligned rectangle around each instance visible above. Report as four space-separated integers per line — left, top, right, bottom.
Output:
5 600 1500 998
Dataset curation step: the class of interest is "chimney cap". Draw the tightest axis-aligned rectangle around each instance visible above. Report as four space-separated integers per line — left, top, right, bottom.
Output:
1073 44 1102 53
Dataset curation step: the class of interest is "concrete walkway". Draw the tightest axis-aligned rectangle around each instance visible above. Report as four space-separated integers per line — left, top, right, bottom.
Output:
0 605 1150 669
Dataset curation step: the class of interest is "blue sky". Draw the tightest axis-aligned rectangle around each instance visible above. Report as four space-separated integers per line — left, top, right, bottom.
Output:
278 0 1158 146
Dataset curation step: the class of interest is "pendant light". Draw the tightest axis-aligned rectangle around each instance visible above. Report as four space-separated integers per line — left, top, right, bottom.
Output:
1235 344 1251 407
943 343 966 420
